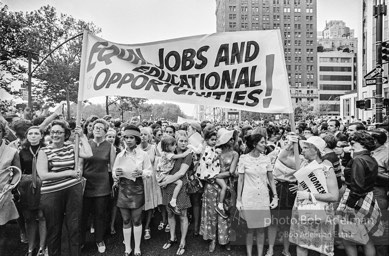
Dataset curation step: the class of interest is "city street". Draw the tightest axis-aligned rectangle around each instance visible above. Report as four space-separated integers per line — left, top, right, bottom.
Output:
5 213 349 256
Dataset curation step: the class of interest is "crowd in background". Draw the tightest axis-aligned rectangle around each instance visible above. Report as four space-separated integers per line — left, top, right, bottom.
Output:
0 105 388 256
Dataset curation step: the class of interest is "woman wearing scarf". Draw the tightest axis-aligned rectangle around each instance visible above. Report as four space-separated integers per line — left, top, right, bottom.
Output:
19 126 46 256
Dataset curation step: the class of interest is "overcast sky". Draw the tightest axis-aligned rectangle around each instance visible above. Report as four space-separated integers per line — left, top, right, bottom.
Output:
3 0 362 115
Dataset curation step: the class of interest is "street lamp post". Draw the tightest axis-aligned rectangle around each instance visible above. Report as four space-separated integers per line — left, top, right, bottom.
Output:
27 33 83 110
374 0 387 123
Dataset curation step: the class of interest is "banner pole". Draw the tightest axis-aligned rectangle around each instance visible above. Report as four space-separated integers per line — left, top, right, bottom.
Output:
289 111 301 170
75 30 89 173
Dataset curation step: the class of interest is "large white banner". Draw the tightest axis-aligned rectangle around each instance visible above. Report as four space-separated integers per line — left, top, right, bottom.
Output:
78 31 293 113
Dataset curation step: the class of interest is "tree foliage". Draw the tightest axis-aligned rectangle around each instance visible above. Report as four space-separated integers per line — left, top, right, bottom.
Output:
0 3 101 103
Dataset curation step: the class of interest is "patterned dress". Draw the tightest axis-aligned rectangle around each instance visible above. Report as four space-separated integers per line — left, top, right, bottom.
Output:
289 161 336 256
200 183 231 245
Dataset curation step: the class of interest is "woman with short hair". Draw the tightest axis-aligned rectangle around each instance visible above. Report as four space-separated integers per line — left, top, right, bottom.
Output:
81 119 116 253
112 125 152 256
288 136 339 256
36 120 93 256
337 131 384 256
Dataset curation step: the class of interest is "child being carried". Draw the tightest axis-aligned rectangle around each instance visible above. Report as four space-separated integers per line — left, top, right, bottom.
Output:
157 135 191 215
196 128 228 219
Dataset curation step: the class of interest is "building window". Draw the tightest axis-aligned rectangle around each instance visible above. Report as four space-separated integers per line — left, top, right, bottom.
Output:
306 40 314 45
284 23 291 29
294 24 301 29
262 15 270 21
284 15 291 20
320 84 352 90
252 6 258 12
319 75 352 81
295 40 301 46
294 8 301 13
273 0 280 4
253 15 259 21
306 7 313 13
294 0 301 4
307 56 314 62
319 66 352 72
294 16 301 21
241 23 248 29
229 14 236 19
284 7 291 12
320 94 342 100
295 48 301 54
273 15 280 20
229 22 236 28
242 6 248 12
284 0 290 4
229 6 236 11
273 7 280 12
307 65 313 71
274 23 280 29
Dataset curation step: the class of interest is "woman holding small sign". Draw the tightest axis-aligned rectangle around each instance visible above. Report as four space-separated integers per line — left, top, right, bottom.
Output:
286 136 339 256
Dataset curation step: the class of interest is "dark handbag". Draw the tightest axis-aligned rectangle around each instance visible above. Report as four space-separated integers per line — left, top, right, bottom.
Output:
185 172 203 194
18 174 42 209
185 162 203 194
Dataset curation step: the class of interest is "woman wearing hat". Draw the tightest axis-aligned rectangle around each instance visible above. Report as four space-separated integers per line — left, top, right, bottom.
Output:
287 136 339 256
200 128 238 252
112 125 152 256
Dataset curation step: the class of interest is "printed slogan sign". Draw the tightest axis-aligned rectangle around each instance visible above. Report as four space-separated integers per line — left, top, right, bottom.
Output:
78 31 293 113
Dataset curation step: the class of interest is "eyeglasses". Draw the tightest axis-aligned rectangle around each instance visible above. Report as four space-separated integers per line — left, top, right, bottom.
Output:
50 131 65 135
94 127 105 131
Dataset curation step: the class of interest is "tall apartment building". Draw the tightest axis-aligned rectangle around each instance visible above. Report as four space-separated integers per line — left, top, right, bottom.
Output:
318 51 357 117
318 20 358 53
215 0 318 109
360 0 389 120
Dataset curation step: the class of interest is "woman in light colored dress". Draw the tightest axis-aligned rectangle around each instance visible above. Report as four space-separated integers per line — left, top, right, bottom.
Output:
0 122 22 256
237 134 278 256
139 127 162 240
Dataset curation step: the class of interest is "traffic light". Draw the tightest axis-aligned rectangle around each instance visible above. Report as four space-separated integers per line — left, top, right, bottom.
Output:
384 98 389 107
356 100 365 109
365 99 371 109
383 41 389 61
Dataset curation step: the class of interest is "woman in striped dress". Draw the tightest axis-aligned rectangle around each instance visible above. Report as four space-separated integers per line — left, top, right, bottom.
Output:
36 120 92 256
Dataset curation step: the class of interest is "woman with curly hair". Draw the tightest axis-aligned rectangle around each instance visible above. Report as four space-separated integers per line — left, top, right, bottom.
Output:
36 120 92 256
337 131 384 256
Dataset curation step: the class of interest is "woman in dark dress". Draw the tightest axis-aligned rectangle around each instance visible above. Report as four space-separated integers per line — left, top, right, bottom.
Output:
159 133 193 256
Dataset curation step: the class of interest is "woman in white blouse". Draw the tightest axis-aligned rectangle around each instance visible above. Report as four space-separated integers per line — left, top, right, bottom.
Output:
112 125 152 256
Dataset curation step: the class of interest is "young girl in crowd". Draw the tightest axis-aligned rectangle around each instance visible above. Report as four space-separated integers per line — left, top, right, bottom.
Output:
196 128 228 219
157 136 191 214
